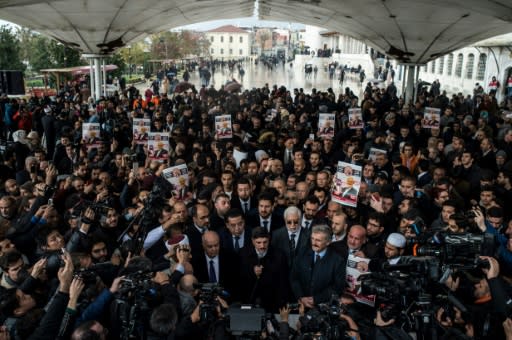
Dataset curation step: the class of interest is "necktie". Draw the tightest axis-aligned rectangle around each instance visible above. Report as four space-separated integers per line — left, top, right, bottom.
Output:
263 220 269 231
290 233 296 251
209 259 217 283
315 254 321 264
243 202 249 214
234 236 240 252
304 221 310 229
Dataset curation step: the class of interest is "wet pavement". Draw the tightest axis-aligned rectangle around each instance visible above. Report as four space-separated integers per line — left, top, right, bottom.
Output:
137 59 366 98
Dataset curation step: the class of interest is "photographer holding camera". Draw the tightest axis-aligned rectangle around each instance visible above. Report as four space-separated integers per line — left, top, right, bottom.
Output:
474 206 512 275
439 256 509 339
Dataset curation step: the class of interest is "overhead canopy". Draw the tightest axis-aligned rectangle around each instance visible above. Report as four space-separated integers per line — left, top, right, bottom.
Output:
0 0 512 64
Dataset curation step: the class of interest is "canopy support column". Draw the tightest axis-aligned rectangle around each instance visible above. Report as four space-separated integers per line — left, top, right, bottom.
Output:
82 54 110 101
89 58 95 100
404 64 417 105
102 58 107 97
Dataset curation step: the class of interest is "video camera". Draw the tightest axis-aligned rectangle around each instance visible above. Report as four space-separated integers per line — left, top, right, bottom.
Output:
194 282 226 324
411 232 495 267
112 270 158 339
359 232 496 339
299 295 351 340
117 270 155 296
70 199 112 222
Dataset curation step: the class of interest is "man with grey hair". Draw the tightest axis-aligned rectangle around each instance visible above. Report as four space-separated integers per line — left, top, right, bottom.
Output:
16 156 39 185
291 224 345 307
177 274 199 317
271 206 311 269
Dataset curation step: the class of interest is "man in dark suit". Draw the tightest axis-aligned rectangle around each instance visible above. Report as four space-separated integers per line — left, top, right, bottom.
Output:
271 206 310 270
184 204 210 262
416 159 432 189
230 178 257 217
291 224 345 307
301 195 325 230
239 227 289 312
209 193 231 231
190 230 238 299
246 192 284 234
219 208 252 255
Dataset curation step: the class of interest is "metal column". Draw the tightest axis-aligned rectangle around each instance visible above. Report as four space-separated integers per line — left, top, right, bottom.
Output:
89 58 95 100
102 58 107 97
405 65 416 105
94 58 101 100
83 54 110 101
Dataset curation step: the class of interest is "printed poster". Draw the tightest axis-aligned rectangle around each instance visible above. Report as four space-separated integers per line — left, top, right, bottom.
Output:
422 107 441 129
148 132 169 162
348 108 364 129
368 147 387 162
265 109 277 122
133 118 150 145
346 254 376 306
215 115 233 139
162 164 189 200
82 123 101 150
318 113 335 139
331 161 362 207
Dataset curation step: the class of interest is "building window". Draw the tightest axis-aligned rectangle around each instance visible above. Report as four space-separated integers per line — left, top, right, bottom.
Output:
210 36 214 42
431 60 436 73
447 54 454 76
220 48 224 55
240 36 243 43
455 54 463 78
211 48 214 54
229 49 233 55
221 36 224 43
239 49 243 55
477 54 487 80
423 64 427 72
229 36 233 43
465 53 475 79
438 56 444 75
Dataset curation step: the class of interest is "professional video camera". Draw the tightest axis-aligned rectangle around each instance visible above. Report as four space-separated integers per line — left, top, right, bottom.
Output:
70 199 112 222
117 270 155 295
194 283 226 324
360 241 493 340
111 270 158 339
298 295 351 340
359 262 441 340
411 232 495 266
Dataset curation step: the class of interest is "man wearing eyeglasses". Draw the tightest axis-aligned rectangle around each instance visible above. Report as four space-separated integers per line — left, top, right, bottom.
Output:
271 206 311 270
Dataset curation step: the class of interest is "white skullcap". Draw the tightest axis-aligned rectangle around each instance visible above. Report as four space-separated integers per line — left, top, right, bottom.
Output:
387 233 406 248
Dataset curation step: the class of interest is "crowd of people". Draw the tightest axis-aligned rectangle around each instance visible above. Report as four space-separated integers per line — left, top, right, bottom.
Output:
0 67 512 339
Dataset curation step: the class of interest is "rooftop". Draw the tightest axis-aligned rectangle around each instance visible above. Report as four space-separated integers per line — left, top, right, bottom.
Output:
207 25 249 34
